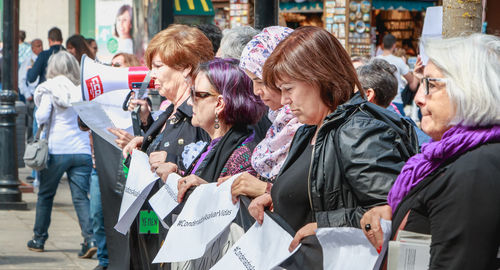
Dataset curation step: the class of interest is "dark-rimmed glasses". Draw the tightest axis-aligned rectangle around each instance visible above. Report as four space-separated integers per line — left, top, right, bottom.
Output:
421 77 447 95
189 86 218 103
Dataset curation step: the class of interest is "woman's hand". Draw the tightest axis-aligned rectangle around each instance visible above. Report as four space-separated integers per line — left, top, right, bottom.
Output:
230 172 268 204
413 55 425 81
155 162 178 182
122 136 144 158
128 98 151 125
360 205 392 252
248 193 273 225
289 222 317 252
149 151 168 172
177 175 208 202
108 128 135 149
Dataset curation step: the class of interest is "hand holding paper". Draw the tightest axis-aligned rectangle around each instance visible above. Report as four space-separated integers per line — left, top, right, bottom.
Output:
153 173 242 263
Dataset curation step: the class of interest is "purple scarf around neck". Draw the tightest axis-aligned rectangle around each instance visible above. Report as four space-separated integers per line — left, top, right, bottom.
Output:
387 124 500 212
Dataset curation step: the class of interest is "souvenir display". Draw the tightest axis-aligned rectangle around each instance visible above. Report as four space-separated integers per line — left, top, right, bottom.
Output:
230 1 250 28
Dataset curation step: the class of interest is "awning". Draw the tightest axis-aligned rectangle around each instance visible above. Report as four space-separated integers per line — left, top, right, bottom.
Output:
280 2 324 13
174 0 215 16
372 0 436 11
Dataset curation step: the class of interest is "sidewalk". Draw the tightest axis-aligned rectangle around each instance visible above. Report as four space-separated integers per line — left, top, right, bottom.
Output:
0 167 98 270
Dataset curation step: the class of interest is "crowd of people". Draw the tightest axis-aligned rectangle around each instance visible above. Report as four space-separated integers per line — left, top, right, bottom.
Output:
19 22 500 270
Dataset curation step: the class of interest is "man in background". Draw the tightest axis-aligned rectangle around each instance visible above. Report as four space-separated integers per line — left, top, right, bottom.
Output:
376 33 418 116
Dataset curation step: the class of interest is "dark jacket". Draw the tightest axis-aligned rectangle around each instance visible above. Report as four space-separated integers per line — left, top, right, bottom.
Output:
27 44 64 84
141 100 210 171
390 142 500 270
281 93 419 229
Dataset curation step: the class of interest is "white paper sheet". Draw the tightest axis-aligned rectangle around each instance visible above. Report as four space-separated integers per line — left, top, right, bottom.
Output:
211 213 300 270
114 150 159 234
148 173 182 229
420 6 443 65
93 90 133 133
316 219 392 270
152 174 242 263
73 101 120 149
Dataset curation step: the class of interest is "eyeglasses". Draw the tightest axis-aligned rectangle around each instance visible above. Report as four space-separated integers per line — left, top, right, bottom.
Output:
421 77 447 96
189 86 218 103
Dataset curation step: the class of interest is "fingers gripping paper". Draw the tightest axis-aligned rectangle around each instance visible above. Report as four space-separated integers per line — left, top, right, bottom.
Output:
148 173 181 229
152 173 242 263
211 213 300 270
114 150 159 234
316 219 392 270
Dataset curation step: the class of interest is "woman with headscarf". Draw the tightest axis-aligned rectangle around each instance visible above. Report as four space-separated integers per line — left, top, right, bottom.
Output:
220 26 303 203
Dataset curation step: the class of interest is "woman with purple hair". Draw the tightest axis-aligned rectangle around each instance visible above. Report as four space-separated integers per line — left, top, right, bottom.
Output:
154 58 266 269
154 57 266 195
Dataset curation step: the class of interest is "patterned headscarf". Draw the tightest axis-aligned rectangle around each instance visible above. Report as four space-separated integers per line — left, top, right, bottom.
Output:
239 26 294 79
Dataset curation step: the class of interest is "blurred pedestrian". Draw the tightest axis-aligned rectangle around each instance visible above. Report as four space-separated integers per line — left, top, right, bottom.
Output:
216 26 260 59
27 27 64 84
27 51 96 259
66 34 95 64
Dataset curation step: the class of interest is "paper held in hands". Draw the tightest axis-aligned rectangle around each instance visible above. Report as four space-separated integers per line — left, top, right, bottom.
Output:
316 219 392 270
148 173 182 229
211 213 301 270
114 149 159 235
152 173 242 263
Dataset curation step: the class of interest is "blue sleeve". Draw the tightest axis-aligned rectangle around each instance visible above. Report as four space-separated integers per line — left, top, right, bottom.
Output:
27 53 44 83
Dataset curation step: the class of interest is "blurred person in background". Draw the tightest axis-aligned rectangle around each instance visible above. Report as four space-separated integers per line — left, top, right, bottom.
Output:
376 33 418 116
195 24 222 56
28 51 96 259
86 38 98 56
216 26 260 59
66 34 95 64
27 27 64 84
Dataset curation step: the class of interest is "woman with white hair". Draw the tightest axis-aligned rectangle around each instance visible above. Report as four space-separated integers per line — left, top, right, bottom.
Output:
216 26 260 59
361 34 500 269
27 51 96 258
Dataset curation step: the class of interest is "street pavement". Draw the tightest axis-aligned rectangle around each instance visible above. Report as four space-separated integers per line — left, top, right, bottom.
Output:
0 167 99 270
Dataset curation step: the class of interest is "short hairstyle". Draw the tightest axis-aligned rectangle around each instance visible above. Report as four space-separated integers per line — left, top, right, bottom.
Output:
48 27 63 42
357 58 398 108
66 34 95 63
46 51 80 85
195 24 222 55
112 52 141 67
194 58 266 126
423 33 500 126
218 26 260 59
145 24 214 76
263 26 363 111
383 33 396 49
19 30 26 42
115 4 133 37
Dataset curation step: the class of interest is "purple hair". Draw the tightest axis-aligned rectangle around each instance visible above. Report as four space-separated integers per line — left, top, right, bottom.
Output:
195 58 266 127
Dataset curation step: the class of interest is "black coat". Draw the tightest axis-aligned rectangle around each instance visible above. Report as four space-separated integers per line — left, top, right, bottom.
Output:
390 142 500 270
281 93 419 229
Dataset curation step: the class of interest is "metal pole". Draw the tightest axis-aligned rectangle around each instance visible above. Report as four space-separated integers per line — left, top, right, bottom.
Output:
162 0 174 30
0 0 27 210
254 0 279 30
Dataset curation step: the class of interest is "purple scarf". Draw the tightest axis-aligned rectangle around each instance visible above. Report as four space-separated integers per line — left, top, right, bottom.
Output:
387 125 500 211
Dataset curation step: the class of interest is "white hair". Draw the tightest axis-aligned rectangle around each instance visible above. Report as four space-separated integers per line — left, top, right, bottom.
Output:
46 50 80 85
218 26 260 59
423 34 500 126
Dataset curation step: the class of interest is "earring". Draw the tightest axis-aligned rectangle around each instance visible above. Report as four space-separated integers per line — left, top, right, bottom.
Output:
214 113 220 129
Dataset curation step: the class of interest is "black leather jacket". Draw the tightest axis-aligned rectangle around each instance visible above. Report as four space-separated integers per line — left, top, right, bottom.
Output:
280 93 419 229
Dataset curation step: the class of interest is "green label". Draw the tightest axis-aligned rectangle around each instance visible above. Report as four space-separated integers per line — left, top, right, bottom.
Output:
139 210 159 234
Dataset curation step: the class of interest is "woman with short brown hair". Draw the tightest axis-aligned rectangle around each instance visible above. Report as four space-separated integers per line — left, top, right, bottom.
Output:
249 26 418 268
